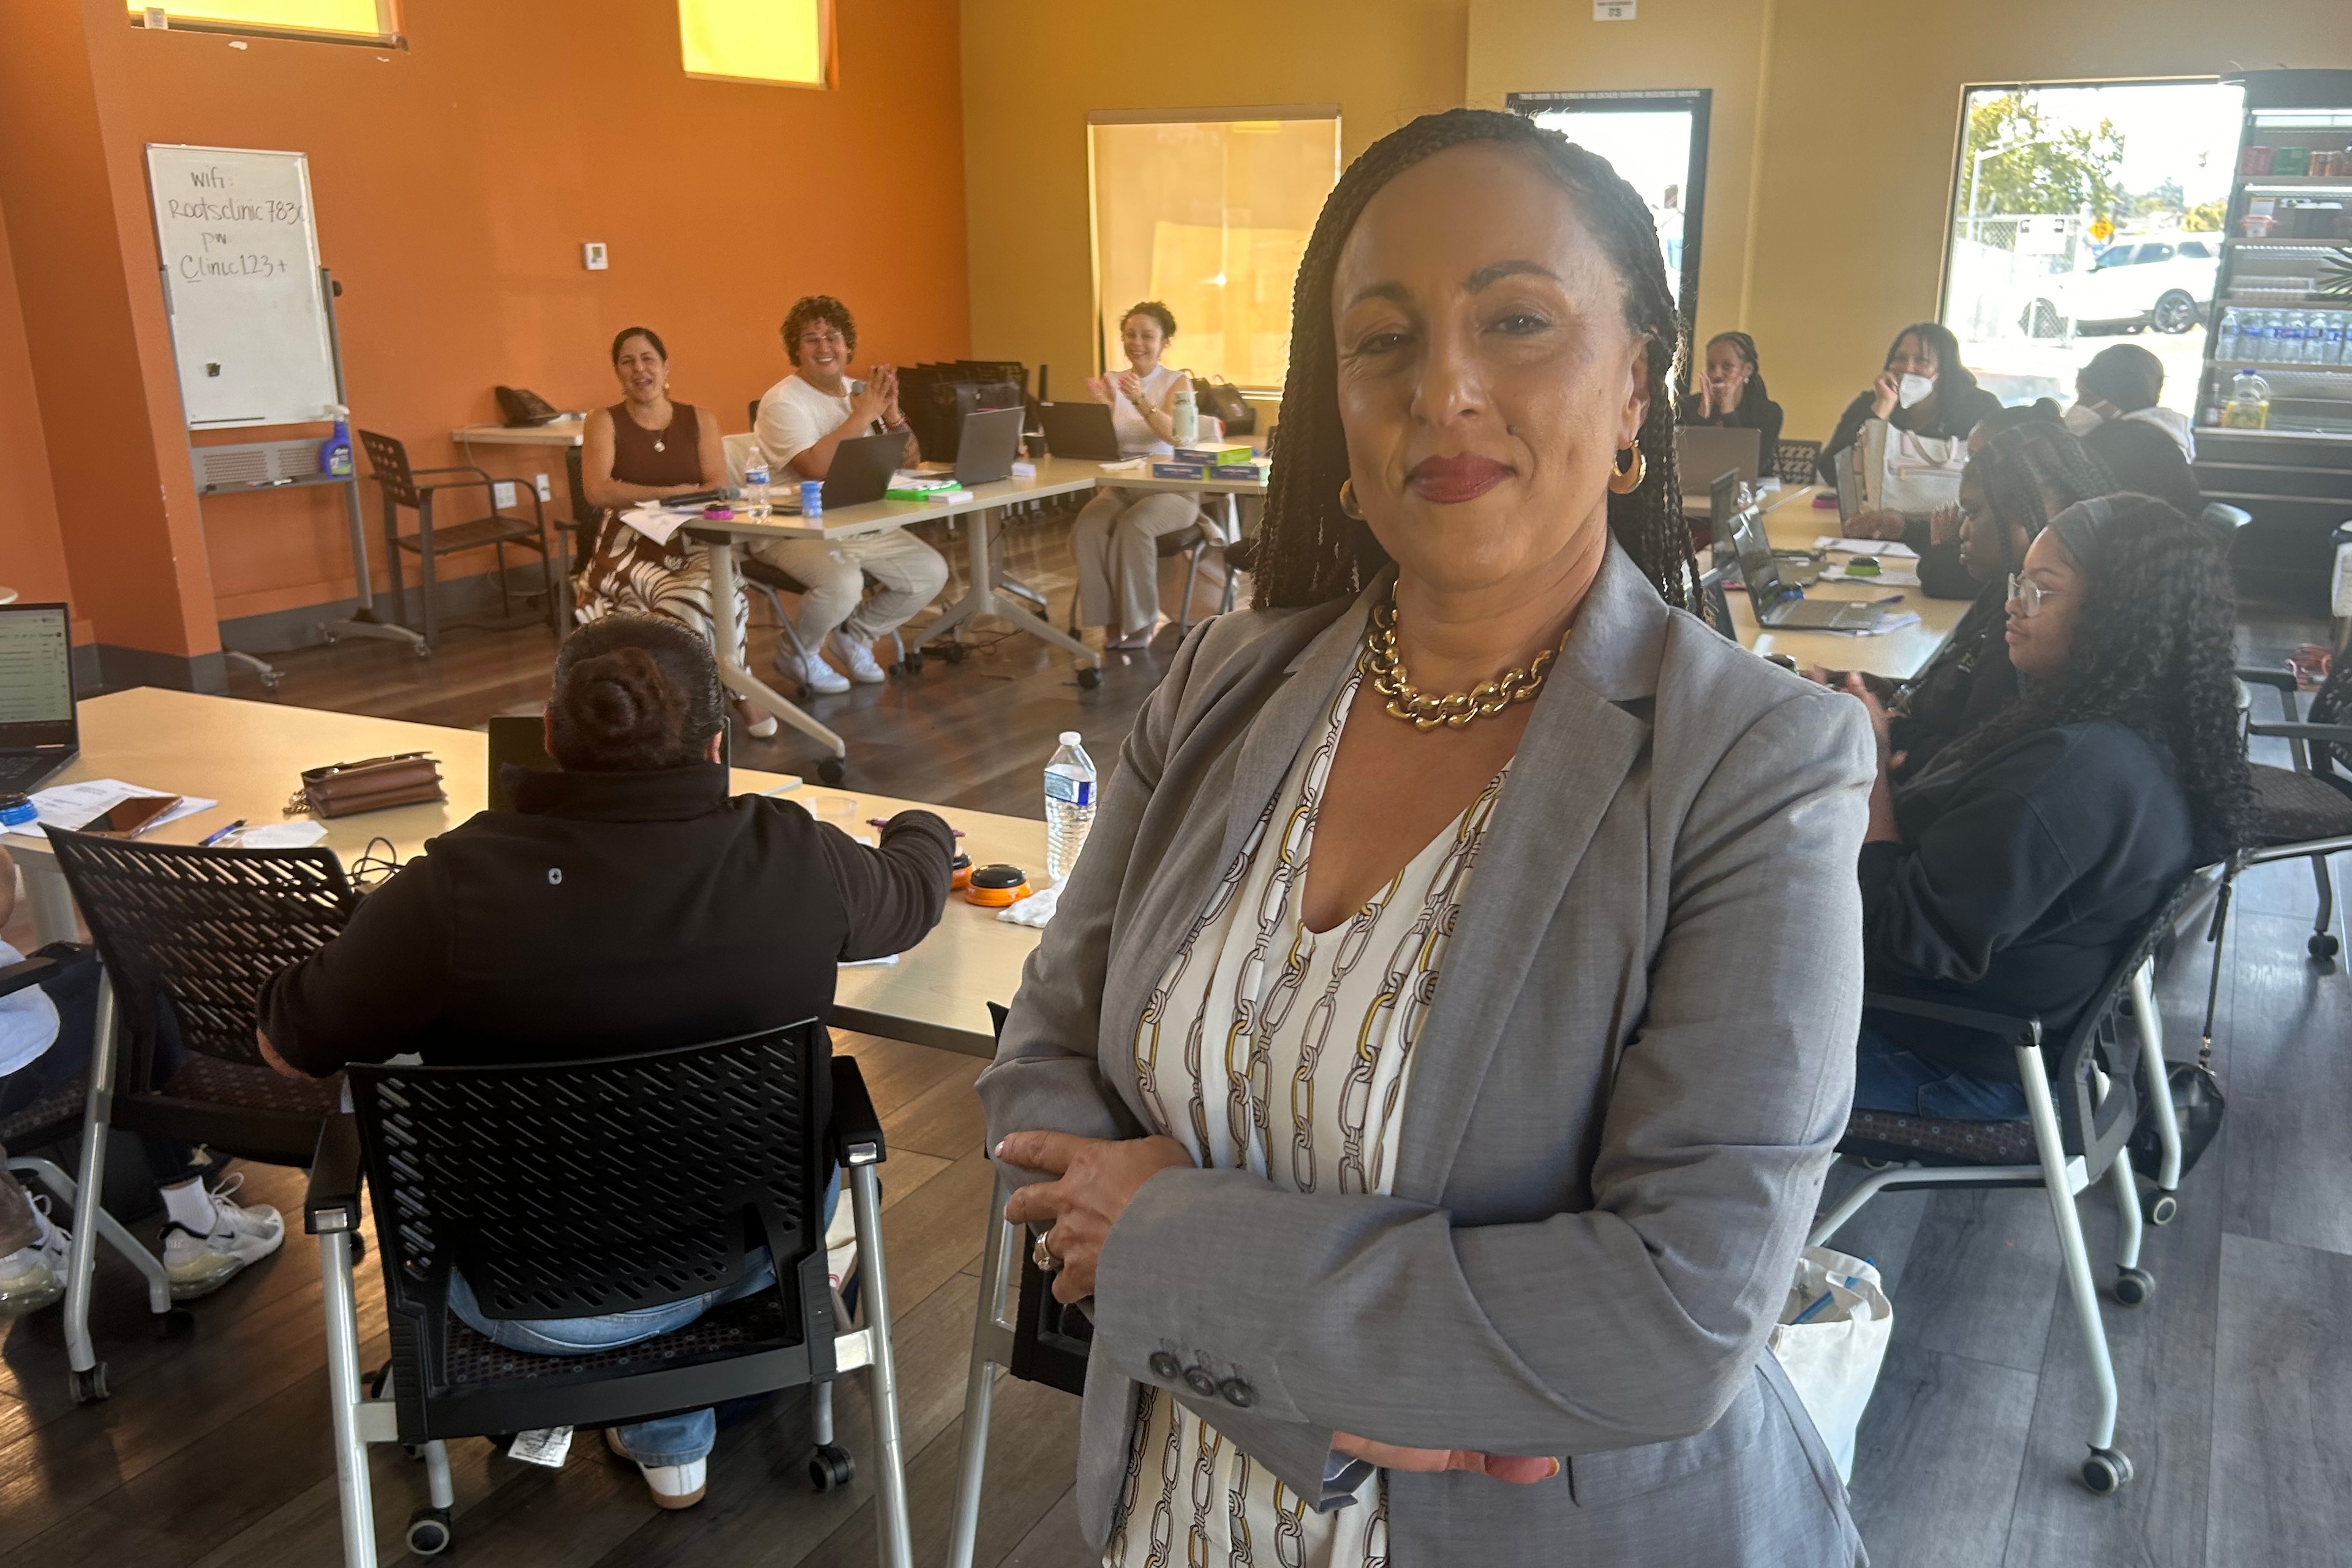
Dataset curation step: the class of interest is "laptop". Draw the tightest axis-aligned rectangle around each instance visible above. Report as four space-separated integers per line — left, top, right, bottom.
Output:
487 712 726 811
0 602 79 795
1037 400 1125 461
1725 497 1894 631
1832 445 1861 524
821 431 907 509
1677 426 1763 504
954 405 1024 486
1707 470 1817 588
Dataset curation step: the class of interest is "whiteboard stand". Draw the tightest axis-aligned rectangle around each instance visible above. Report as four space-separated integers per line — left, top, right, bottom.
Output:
183 267 426 691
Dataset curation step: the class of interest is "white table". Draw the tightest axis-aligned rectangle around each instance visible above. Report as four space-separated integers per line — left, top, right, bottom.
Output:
9 690 1041 1057
1721 486 1971 681
451 418 585 450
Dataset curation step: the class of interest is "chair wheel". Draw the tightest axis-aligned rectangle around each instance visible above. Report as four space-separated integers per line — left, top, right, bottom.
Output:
2113 1267 2155 1307
350 1232 366 1265
407 1504 454 1556
2144 1191 2178 1226
941 640 967 664
816 756 848 787
902 648 924 674
152 1307 196 1340
69 1363 108 1404
2310 932 2339 960
2081 1447 2133 1494
809 1442 855 1491
1076 665 1102 690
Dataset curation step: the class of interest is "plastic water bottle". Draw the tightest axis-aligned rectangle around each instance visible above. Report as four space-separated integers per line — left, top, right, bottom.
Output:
2283 312 2309 364
2244 311 2270 362
2316 311 2343 365
1170 383 1199 447
2216 307 2241 362
2329 311 2351 366
742 445 771 516
801 478 823 519
1042 731 1096 884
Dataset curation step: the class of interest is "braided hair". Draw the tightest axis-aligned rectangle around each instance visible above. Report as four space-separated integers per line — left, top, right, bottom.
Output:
1938 494 2250 863
1967 421 2114 577
1706 330 1773 424
1252 108 1695 611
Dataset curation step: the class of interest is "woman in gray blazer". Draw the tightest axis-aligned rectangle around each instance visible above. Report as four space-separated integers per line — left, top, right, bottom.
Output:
982 109 1875 1567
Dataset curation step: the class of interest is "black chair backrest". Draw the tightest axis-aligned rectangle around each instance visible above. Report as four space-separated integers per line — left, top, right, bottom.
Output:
561 442 603 540
2046 873 2199 1162
43 829 359 1079
358 429 421 508
2311 657 2352 780
747 397 760 431
1774 438 1822 486
348 1021 831 1324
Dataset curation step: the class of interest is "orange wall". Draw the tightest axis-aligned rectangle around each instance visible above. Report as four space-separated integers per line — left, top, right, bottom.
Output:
2 0 970 641
0 199 75 625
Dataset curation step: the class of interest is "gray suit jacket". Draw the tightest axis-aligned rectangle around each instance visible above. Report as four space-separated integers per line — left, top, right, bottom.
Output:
979 542 1875 1566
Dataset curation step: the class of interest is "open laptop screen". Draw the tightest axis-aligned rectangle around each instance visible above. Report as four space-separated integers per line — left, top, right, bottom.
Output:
0 603 76 751
1725 499 1787 606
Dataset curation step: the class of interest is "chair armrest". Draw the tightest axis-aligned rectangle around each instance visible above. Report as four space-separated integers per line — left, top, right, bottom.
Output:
1861 987 2042 1049
2248 722 2352 746
2236 666 2300 692
831 1056 887 1167
304 1112 364 1235
409 464 497 495
0 956 58 1000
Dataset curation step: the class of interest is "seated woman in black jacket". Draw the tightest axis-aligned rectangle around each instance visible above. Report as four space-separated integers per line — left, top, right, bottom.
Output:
1820 322 2005 539
258 615 953 1510
1678 330 1784 458
1890 420 2114 781
1843 494 2247 1120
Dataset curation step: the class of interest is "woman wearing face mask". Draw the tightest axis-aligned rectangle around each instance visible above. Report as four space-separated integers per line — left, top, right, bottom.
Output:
1839 494 2247 1121
1677 330 1784 456
984 109 1874 1566
1072 301 1216 649
1818 322 2002 537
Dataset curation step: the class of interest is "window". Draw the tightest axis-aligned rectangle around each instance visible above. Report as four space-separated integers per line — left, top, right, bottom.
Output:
1508 89 1713 332
1088 109 1341 392
1940 80 2244 416
129 1 398 42
678 0 832 89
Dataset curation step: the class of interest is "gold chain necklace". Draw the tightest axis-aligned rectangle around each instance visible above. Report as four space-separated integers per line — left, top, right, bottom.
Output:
1358 593 1557 731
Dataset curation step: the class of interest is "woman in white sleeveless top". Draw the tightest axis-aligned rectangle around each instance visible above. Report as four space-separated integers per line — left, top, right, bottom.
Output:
1072 302 1218 650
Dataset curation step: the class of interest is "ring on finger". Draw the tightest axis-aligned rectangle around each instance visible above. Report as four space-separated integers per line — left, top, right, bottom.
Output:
1032 1232 1062 1273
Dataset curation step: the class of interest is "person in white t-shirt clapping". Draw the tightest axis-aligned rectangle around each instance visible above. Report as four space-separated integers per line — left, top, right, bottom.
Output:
1072 301 1219 650
750 295 947 695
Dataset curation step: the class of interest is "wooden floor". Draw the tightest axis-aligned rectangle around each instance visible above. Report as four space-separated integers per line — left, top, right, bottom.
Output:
2 523 2345 1567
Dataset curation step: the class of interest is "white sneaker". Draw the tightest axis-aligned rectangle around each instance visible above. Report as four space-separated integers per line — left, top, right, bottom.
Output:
0 1200 69 1316
827 631 890 685
607 1427 707 1509
161 1174 284 1300
783 647 850 695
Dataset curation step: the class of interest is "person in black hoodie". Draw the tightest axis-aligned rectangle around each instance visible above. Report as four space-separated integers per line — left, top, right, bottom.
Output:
1841 494 2248 1118
1678 330 1785 458
260 614 953 1509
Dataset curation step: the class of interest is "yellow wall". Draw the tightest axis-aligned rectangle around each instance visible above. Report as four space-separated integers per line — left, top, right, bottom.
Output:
964 0 2352 443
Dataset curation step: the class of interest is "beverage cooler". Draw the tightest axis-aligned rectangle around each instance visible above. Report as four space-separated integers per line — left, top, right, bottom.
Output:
2196 69 2352 611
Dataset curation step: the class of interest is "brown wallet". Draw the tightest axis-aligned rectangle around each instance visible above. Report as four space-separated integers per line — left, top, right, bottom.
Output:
292 753 446 820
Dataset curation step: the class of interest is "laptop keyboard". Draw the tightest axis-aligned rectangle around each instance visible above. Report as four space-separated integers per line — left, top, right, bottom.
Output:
0 754 67 794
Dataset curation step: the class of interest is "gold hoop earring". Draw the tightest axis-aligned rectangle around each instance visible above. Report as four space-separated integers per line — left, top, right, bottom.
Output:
1607 442 1646 496
1338 478 1365 519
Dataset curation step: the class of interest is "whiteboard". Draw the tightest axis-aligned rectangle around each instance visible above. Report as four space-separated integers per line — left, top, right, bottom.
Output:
146 144 339 428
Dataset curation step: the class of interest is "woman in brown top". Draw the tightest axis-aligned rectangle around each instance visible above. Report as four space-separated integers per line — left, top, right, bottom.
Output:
574 326 767 729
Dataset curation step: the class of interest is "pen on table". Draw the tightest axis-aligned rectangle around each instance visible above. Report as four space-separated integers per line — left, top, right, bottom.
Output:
198 818 246 847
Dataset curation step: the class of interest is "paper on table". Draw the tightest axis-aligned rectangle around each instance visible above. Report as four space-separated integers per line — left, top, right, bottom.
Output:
1097 458 1146 473
238 821 330 849
1825 611 1923 637
1814 537 1918 558
1820 565 1922 586
839 954 900 968
619 507 689 546
9 779 217 839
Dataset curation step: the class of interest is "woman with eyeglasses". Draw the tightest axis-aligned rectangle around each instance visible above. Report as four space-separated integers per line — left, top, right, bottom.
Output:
1838 493 2247 1121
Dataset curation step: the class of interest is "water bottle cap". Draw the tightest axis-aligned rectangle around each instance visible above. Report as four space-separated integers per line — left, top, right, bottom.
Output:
1059 731 1082 745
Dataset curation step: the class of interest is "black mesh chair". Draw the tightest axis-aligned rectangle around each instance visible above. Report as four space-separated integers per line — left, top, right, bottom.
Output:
360 429 560 647
0 951 178 1347
43 829 358 1403
2230 662 2352 961
1809 876 2195 1498
1774 437 1824 486
304 1023 911 1568
944 1005 1089 1568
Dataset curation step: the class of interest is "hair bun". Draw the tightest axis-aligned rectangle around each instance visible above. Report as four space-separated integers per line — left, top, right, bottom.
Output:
569 646 681 755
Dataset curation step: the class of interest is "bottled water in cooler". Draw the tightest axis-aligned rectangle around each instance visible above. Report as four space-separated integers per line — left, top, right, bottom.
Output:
2217 307 2241 362
1043 731 1096 884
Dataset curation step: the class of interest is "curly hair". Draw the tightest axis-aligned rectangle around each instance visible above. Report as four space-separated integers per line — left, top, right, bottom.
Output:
781 295 857 365
1939 494 2250 863
1120 300 1177 342
1251 108 1695 611
1967 421 2114 577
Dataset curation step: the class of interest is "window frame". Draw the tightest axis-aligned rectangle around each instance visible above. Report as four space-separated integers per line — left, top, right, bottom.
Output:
129 1 402 48
677 0 836 92
1084 104 1342 394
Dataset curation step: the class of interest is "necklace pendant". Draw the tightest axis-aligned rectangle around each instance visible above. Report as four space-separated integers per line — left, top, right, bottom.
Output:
652 439 666 452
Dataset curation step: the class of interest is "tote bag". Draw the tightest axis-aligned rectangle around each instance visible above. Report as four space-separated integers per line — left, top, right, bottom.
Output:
1860 418 1967 517
1767 1245 1894 1483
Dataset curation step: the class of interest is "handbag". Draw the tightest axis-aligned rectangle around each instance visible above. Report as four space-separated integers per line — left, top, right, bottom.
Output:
290 753 445 820
1860 418 1965 516
1766 1245 1893 1484
494 385 564 427
1189 376 1257 437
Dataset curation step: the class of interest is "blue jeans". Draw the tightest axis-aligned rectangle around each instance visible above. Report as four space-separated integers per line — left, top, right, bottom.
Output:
1854 1024 2029 1121
447 1171 841 1469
